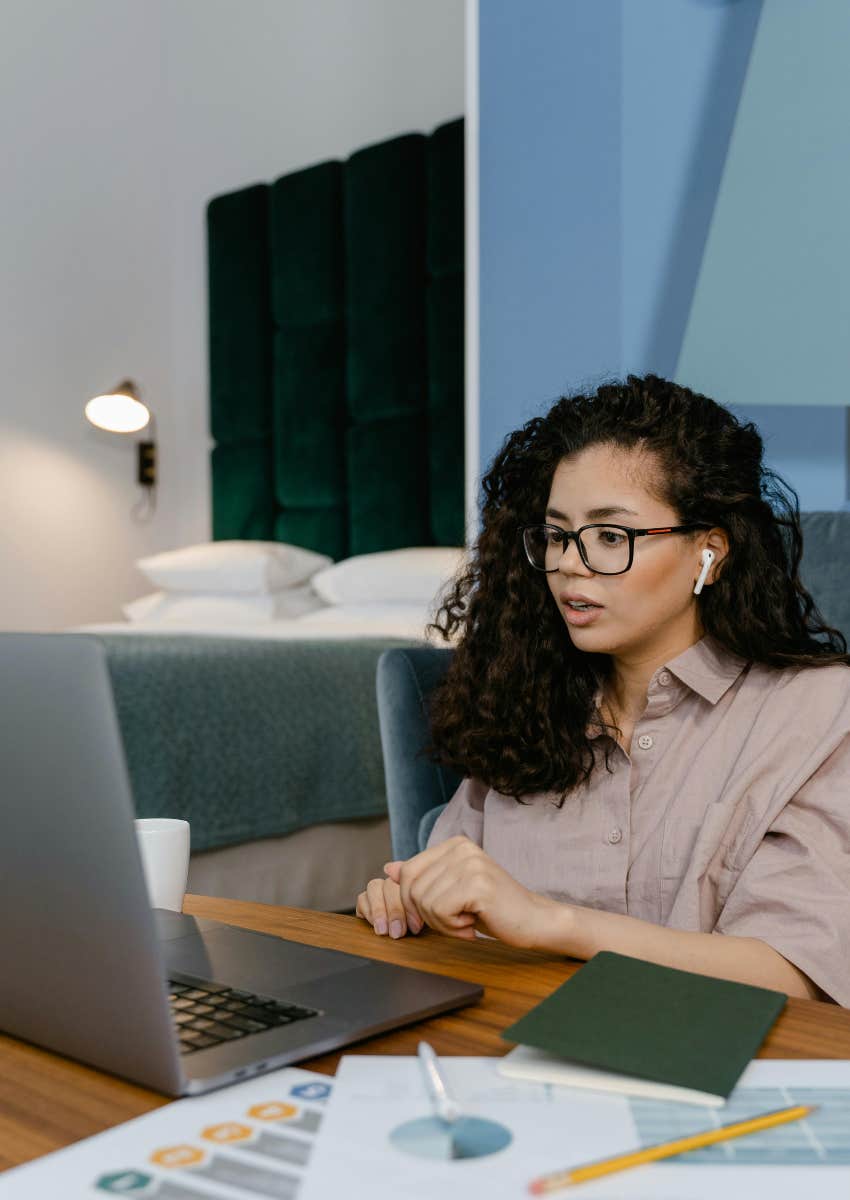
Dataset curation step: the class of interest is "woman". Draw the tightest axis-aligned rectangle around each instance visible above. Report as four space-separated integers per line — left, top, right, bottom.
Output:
356 376 850 1004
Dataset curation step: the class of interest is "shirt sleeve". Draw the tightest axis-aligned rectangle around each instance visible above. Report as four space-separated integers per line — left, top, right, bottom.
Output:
426 777 488 849
715 731 850 1006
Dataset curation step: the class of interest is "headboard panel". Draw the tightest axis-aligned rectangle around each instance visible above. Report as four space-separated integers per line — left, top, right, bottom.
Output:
208 184 275 539
207 117 464 557
345 133 429 554
271 160 347 558
427 120 465 546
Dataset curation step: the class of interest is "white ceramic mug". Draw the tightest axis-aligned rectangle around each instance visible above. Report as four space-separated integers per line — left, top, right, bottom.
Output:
134 818 191 911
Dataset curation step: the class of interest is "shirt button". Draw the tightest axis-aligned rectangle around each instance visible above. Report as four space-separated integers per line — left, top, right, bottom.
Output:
607 828 623 844
637 734 654 750
658 672 671 686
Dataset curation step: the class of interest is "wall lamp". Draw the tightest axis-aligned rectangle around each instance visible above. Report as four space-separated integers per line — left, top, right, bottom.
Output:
84 379 157 490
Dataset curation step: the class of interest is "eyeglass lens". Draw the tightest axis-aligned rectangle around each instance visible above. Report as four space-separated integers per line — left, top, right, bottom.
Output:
525 526 631 574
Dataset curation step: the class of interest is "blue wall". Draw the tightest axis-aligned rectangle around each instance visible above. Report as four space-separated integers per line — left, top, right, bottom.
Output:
477 0 846 510
677 2 850 416
479 1 622 471
621 1 762 377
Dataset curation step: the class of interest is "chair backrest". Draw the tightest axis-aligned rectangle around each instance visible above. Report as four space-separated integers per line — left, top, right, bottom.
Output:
376 646 459 861
799 511 850 638
375 512 848 861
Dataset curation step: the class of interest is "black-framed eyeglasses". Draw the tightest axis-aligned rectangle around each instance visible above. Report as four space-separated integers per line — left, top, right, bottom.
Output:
520 522 712 576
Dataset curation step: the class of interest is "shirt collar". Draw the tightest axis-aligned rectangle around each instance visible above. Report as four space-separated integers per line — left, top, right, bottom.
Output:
587 635 748 739
664 635 748 705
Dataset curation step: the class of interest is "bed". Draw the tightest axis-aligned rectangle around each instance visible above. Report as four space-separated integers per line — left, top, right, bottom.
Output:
79 118 465 911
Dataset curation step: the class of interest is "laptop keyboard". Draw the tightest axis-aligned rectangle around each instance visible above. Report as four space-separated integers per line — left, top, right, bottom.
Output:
168 981 319 1055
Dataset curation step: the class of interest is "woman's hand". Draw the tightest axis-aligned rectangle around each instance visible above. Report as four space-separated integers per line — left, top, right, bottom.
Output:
360 842 824 998
384 836 559 949
355 875 424 938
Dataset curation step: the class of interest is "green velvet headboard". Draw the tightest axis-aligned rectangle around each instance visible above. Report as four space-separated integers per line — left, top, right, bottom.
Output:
207 118 464 559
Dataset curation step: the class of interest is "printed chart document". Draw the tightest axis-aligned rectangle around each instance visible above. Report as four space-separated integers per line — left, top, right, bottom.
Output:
299 1057 850 1200
0 1067 332 1199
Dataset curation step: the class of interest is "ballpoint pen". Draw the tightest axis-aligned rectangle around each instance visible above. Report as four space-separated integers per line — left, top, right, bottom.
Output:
417 1040 462 1124
403 1043 512 1162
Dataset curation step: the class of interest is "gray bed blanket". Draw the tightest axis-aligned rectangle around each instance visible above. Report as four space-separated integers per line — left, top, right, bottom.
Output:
91 634 415 852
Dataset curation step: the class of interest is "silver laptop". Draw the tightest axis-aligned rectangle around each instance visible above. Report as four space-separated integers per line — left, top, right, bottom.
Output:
0 634 482 1096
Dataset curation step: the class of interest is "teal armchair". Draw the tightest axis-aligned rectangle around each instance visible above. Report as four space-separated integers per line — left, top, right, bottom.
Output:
375 647 459 861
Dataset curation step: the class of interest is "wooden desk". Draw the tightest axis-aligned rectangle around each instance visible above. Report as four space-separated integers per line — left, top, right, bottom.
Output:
2 894 849 1172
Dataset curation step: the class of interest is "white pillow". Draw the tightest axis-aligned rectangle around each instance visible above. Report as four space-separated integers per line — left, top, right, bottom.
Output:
123 584 325 626
311 547 466 606
136 541 331 595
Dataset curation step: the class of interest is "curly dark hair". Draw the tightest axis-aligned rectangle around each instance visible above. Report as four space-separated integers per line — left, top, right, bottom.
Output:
428 374 849 801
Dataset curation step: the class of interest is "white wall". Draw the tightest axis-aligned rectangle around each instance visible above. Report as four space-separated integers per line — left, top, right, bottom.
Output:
0 0 465 630
0 0 174 630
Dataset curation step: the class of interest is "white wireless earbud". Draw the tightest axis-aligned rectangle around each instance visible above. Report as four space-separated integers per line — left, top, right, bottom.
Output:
693 548 715 596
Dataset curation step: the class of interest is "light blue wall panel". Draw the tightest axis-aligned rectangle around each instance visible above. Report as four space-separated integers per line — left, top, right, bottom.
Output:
622 0 762 376
676 1 850 406
477 0 844 511
478 0 760 471
478 0 622 475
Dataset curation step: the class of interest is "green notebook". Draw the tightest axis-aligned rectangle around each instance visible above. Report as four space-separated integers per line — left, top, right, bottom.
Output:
500 952 786 1106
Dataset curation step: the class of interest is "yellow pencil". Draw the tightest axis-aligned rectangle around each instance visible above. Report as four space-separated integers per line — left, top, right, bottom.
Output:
528 1103 817 1194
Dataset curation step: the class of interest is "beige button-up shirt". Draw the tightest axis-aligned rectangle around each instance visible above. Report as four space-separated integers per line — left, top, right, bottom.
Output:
428 636 850 1006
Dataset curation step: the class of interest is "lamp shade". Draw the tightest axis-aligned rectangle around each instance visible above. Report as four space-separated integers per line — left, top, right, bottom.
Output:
85 380 150 433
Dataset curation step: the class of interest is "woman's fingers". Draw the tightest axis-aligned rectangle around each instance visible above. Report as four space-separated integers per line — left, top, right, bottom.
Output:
396 838 482 933
382 878 412 938
361 840 485 941
383 859 403 883
365 877 392 935
410 870 482 939
383 837 468 885
359 877 420 938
